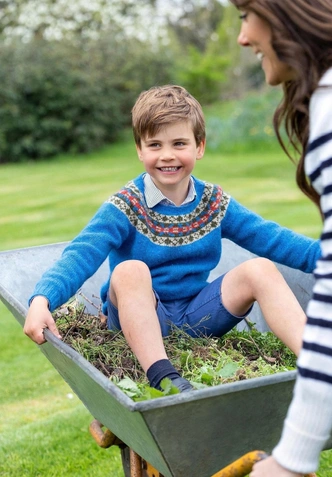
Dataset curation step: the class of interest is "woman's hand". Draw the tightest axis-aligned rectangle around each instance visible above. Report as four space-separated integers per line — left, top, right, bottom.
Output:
24 295 62 344
250 456 302 477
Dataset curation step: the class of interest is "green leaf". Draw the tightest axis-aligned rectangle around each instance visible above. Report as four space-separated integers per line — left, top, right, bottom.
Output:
146 387 165 399
117 377 140 393
218 362 238 378
191 382 208 390
201 372 214 385
160 378 180 395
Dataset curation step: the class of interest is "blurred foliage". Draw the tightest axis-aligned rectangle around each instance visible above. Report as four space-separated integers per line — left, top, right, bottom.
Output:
0 0 159 42
175 5 244 104
164 0 224 52
176 45 229 104
0 34 174 162
0 1 271 163
205 88 284 153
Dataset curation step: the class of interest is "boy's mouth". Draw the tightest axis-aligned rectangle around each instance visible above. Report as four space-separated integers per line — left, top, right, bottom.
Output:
159 167 180 172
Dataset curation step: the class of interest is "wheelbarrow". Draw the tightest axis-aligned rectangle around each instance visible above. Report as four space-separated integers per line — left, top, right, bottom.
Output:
0 239 328 477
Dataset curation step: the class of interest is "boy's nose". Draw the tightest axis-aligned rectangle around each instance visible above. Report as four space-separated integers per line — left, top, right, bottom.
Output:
160 149 175 160
237 30 250 46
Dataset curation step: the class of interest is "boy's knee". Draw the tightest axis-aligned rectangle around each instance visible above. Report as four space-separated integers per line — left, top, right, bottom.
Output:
112 260 150 283
250 257 280 279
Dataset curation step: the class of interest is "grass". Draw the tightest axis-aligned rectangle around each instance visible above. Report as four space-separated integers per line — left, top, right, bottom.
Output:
0 145 321 252
1 131 329 476
54 302 298 399
0 305 124 477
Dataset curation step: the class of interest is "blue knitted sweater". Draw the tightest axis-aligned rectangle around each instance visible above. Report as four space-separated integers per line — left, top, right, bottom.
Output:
30 174 320 315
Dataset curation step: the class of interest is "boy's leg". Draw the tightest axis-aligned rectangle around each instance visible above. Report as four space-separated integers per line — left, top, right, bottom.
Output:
221 257 306 356
110 260 166 372
109 260 192 391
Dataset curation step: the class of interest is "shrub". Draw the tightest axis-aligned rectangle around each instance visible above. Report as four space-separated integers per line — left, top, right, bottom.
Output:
205 88 284 153
176 45 229 105
0 35 174 163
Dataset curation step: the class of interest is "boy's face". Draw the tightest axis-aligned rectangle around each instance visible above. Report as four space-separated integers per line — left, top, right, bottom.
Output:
136 121 205 199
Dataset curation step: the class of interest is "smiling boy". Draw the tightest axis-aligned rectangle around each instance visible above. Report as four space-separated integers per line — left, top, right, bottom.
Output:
24 85 320 393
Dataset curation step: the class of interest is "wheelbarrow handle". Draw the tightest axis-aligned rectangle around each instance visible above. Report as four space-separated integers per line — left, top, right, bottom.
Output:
211 450 317 477
211 450 267 477
88 419 123 448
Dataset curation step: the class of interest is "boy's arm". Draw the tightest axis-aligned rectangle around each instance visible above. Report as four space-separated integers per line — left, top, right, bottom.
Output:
222 197 320 273
29 201 129 312
24 295 62 344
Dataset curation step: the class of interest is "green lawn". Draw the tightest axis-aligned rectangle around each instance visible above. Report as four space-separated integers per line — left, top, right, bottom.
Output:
1 139 330 476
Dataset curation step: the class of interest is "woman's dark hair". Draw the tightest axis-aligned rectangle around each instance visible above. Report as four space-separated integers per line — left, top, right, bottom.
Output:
230 0 332 208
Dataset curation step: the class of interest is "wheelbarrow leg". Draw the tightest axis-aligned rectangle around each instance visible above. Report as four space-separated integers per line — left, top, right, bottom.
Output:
130 449 143 477
89 419 164 477
89 419 142 476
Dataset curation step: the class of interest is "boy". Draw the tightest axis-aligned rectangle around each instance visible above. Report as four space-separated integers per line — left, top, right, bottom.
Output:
24 85 320 393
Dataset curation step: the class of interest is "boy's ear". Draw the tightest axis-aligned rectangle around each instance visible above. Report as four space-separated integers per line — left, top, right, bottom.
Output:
196 139 206 160
136 144 143 162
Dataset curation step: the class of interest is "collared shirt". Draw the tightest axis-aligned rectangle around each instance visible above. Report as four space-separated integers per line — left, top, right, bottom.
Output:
143 173 196 208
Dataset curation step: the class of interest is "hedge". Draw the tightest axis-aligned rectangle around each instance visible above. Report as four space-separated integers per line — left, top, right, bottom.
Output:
0 35 174 162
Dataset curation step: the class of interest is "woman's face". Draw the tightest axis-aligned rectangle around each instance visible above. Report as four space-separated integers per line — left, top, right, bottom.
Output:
237 11 296 85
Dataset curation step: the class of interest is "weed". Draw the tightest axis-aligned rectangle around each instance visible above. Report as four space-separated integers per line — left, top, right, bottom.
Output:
54 300 296 401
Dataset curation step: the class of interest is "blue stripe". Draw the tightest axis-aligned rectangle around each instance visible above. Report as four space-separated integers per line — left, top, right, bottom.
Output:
324 209 332 220
307 317 332 328
314 272 332 280
310 165 320 182
324 184 332 195
303 341 332 356
309 157 332 183
321 231 332 240
298 365 332 384
313 292 332 303
317 253 332 262
321 157 332 171
307 132 332 153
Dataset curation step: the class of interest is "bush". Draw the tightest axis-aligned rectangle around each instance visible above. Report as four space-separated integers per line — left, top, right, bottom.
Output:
205 88 284 153
0 35 174 163
176 45 229 105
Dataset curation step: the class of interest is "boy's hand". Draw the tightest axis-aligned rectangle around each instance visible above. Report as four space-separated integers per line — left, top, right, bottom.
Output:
250 456 302 477
24 296 62 344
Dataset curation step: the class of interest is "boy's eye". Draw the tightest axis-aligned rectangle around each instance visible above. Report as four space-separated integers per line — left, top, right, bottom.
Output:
239 11 248 20
148 142 160 148
174 141 185 146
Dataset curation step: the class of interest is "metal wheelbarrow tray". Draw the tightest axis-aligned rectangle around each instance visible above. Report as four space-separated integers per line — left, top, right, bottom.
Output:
1 240 330 477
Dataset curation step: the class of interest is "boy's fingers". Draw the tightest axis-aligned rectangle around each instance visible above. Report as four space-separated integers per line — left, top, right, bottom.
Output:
24 325 46 345
46 320 62 340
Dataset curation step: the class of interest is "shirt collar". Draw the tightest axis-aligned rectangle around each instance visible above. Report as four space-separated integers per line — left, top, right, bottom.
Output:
143 173 196 208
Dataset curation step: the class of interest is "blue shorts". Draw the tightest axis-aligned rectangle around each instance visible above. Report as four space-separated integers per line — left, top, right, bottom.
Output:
106 274 253 338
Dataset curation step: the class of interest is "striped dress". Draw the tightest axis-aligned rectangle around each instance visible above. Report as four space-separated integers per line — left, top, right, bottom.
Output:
273 68 332 473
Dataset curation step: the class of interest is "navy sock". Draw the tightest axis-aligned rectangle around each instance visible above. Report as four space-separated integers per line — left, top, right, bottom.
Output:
146 359 181 390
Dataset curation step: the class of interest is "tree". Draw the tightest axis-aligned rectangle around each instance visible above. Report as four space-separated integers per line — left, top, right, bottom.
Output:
0 0 160 42
163 0 224 52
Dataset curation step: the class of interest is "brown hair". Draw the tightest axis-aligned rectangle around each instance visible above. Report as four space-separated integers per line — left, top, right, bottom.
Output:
132 85 205 147
230 0 332 208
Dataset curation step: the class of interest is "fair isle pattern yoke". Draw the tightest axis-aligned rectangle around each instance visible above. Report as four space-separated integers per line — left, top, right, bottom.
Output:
29 173 320 328
107 180 230 246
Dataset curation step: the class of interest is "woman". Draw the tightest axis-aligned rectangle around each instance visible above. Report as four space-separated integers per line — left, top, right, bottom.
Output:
229 1 332 476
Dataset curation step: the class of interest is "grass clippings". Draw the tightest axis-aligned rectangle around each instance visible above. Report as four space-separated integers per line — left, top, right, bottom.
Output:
53 299 296 400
